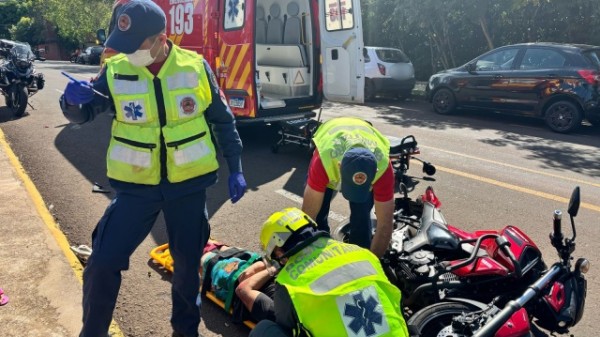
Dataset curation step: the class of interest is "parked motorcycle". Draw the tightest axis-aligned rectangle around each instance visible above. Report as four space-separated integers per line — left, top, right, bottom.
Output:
407 187 588 337
70 50 79 63
0 42 45 118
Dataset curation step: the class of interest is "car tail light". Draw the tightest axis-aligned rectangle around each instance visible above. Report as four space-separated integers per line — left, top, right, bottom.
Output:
577 70 600 84
377 63 386 75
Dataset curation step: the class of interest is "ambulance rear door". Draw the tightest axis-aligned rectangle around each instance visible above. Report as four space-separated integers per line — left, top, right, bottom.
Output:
319 0 364 104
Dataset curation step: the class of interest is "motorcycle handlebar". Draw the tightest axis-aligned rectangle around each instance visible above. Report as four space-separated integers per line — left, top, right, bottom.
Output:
552 210 564 248
473 264 563 337
553 210 562 237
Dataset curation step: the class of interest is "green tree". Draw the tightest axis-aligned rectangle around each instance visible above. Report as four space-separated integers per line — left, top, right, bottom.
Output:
0 0 29 39
361 0 600 80
44 0 113 47
9 17 44 46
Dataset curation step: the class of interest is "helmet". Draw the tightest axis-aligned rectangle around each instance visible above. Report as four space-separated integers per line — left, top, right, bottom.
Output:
260 207 317 258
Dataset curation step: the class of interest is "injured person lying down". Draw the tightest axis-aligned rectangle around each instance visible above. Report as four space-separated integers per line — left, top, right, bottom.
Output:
150 239 275 326
200 240 276 323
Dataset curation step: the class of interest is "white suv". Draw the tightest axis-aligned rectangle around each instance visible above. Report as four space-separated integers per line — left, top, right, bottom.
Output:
364 46 416 101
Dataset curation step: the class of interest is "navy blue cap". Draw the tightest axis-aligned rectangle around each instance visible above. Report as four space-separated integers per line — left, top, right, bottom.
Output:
105 0 166 54
340 148 377 203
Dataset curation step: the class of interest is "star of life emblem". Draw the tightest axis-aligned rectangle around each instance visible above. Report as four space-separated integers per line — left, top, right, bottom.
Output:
120 100 147 123
336 286 389 337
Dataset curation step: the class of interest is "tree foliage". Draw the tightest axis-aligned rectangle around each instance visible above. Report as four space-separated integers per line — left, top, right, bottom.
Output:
362 0 600 80
43 0 113 47
0 0 30 39
9 17 44 46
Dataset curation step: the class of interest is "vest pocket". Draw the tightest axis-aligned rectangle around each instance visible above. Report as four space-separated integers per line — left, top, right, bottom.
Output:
107 123 161 184
166 132 209 165
162 117 219 182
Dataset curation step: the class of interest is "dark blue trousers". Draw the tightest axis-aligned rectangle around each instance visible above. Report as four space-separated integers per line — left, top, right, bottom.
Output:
314 188 374 249
79 180 210 337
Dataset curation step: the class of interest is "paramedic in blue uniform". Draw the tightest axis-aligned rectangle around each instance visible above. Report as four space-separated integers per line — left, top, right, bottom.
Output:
58 1 246 337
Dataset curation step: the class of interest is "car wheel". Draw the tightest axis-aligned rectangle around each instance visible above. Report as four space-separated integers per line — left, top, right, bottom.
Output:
364 79 376 101
432 88 456 114
544 101 582 133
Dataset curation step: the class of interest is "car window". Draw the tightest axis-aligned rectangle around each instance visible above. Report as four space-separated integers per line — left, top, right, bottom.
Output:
475 48 519 71
520 48 565 69
92 46 104 54
582 50 600 69
375 49 410 63
363 48 371 63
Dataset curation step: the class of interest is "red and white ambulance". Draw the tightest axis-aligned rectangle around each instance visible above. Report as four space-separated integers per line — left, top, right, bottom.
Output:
99 0 365 124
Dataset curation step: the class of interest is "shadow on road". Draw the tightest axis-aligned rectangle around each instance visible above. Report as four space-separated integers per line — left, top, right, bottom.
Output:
327 98 600 178
0 106 24 123
53 114 311 244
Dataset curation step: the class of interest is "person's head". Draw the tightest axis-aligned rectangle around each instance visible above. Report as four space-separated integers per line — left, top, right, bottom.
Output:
260 208 328 267
105 0 168 66
340 147 377 203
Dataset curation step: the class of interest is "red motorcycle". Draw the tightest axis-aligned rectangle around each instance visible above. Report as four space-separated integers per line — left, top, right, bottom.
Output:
333 182 588 336
407 187 588 337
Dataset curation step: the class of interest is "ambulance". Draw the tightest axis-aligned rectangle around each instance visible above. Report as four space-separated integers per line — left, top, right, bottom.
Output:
98 0 365 124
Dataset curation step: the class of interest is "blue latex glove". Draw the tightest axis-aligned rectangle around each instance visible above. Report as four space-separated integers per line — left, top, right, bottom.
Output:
64 80 94 105
228 172 247 203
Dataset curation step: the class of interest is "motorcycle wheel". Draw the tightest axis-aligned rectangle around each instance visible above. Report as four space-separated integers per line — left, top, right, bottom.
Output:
70 55 77 63
331 221 351 243
8 86 28 118
407 302 479 337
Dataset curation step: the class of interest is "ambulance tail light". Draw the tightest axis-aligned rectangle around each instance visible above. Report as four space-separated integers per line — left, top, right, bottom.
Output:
378 63 386 76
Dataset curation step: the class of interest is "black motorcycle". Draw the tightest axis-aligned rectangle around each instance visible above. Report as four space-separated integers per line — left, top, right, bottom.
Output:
0 42 45 118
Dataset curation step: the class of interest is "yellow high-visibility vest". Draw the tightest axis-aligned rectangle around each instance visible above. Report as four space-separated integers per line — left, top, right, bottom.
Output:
105 45 217 184
276 237 408 337
313 117 390 190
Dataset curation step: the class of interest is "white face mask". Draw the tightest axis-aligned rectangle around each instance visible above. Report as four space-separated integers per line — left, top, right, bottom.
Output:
127 38 160 67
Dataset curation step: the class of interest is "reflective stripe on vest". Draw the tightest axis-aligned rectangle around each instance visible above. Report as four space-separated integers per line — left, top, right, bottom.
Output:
105 45 217 184
313 117 390 190
309 260 377 294
276 238 408 337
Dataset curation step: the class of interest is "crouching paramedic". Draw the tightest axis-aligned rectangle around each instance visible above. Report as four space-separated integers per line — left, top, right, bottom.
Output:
302 117 394 257
250 208 408 337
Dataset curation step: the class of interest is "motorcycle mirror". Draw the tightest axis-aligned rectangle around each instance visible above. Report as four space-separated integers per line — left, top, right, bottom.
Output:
96 29 107 45
422 162 436 176
567 186 580 217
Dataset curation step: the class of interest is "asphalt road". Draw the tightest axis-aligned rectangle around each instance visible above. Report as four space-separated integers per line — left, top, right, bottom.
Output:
1 61 599 337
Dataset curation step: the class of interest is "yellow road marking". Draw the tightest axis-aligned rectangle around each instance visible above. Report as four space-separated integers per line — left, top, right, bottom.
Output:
0 129 125 337
421 145 600 188
413 161 600 213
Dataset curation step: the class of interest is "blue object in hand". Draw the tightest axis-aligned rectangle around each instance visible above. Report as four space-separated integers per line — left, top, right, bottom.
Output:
64 80 95 105
228 172 247 203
